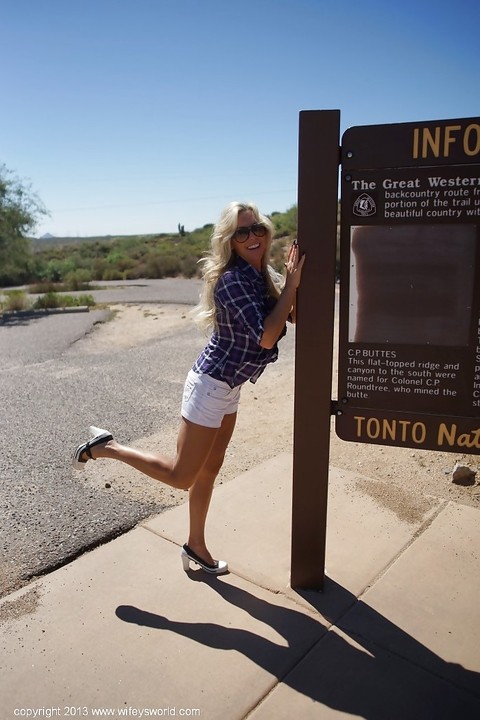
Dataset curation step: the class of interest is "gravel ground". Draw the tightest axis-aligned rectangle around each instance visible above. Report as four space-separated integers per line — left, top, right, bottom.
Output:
0 280 204 598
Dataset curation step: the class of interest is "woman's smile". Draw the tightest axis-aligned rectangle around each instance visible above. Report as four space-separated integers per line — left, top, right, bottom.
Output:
232 210 267 270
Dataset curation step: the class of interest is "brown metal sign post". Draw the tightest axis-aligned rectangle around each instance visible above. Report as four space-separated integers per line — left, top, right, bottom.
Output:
291 112 480 591
291 110 340 590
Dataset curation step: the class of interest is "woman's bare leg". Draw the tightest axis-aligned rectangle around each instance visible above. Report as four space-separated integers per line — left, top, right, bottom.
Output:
88 418 220 491
187 412 237 564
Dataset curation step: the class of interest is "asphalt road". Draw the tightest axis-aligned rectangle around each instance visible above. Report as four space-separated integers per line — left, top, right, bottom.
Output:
0 279 205 597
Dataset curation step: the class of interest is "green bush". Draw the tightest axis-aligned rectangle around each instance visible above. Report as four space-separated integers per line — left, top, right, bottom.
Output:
33 292 95 309
43 257 76 282
3 290 30 311
145 253 182 278
270 206 297 237
76 294 95 307
102 268 124 281
180 256 200 278
64 268 92 291
34 291 62 309
124 265 145 280
28 281 60 294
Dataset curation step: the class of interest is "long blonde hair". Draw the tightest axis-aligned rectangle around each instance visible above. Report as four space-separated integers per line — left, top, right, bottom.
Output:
191 201 283 332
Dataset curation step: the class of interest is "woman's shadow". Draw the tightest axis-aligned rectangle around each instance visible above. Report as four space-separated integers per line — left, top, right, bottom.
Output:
116 573 480 719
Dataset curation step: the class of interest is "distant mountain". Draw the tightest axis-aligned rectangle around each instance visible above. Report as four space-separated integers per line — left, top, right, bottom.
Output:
39 232 55 240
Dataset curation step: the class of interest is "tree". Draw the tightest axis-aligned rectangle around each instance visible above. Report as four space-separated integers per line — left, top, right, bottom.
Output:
0 164 47 286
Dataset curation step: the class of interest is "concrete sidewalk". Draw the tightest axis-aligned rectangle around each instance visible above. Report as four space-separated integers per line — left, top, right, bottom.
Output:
1 454 479 719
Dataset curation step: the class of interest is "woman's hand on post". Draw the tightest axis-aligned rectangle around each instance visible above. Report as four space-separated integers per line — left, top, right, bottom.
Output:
284 240 305 291
260 241 306 349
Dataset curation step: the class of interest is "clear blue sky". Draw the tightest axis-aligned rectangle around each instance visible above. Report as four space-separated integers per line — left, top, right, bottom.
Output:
2 0 479 238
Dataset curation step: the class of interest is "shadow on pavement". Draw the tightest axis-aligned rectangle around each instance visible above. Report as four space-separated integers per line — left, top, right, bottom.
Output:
116 574 480 719
0 312 45 326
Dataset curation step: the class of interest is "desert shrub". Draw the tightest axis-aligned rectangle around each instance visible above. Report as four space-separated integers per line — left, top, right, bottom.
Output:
180 256 200 278
28 281 59 294
43 257 76 282
33 292 95 309
77 294 95 306
3 289 30 311
268 237 290 274
270 206 297 237
105 250 128 267
124 265 145 280
64 268 92 291
102 268 124 281
91 258 108 280
33 291 62 308
145 253 182 278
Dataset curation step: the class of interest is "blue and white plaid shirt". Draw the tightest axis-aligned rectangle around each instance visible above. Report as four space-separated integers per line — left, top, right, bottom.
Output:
193 256 283 387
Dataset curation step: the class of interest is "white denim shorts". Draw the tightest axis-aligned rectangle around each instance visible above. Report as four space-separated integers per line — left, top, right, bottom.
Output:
181 370 242 429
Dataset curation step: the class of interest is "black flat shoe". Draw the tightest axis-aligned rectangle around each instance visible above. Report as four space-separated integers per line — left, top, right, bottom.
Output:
181 544 228 574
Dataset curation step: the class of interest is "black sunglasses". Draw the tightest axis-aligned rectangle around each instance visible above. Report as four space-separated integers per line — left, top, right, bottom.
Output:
232 223 267 243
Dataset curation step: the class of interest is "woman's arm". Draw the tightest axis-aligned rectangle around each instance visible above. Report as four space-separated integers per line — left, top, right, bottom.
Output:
289 294 297 325
260 243 305 349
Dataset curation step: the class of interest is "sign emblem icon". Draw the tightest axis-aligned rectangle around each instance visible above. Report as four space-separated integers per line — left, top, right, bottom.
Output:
353 193 376 216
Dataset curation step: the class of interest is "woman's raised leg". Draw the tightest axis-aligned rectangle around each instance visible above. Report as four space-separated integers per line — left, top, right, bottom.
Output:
86 418 220 491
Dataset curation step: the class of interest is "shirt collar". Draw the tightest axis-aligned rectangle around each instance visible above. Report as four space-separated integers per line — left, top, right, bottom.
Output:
234 255 264 284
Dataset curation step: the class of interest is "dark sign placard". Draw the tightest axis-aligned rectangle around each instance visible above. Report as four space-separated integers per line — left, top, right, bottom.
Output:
336 117 480 453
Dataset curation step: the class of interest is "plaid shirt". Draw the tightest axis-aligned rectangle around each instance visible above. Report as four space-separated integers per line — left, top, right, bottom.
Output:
193 256 282 387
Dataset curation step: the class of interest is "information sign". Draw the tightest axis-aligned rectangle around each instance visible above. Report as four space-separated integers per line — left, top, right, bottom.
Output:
336 117 480 453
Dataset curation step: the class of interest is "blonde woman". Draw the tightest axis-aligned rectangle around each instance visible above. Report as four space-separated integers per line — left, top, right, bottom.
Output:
73 202 305 574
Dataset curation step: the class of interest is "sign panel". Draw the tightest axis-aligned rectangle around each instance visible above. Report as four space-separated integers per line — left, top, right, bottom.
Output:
336 117 480 453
